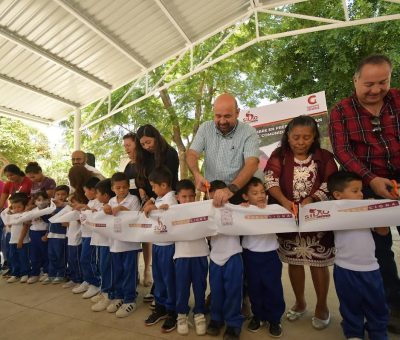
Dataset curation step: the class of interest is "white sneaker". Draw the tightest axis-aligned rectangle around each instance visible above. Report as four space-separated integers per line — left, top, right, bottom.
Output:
62 280 75 288
116 303 137 318
106 299 123 313
177 313 189 335
194 313 206 335
82 285 100 299
39 273 48 282
20 275 29 283
27 276 39 284
7 276 19 283
52 277 65 284
72 281 89 294
41 277 53 285
91 294 110 312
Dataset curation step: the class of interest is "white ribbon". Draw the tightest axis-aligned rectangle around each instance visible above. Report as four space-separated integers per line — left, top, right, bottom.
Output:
48 205 80 223
1 202 57 225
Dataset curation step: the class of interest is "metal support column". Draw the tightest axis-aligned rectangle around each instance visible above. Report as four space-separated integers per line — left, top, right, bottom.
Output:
73 108 81 150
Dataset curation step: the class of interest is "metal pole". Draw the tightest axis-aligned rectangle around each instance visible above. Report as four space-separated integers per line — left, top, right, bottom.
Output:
74 108 81 150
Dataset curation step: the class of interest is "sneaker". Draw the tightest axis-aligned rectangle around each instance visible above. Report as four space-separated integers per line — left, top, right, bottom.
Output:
161 312 177 333
149 300 156 310
177 313 189 335
91 293 103 303
42 277 53 285
20 275 29 283
82 285 100 299
268 323 283 338
206 320 223 336
52 277 66 284
39 273 48 282
143 292 154 303
116 302 137 318
194 313 206 335
62 280 76 288
7 276 19 283
107 299 123 313
92 294 110 312
145 305 168 326
72 281 89 294
27 276 39 284
223 326 241 340
247 317 261 332
1 268 10 276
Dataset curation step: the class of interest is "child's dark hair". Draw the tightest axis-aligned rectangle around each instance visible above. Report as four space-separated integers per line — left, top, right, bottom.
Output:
278 115 320 156
209 180 227 193
148 166 172 186
242 177 264 194
95 179 116 198
25 162 42 174
111 172 129 185
84 176 100 189
9 192 29 207
32 191 49 200
176 179 195 193
68 192 86 203
327 171 362 194
55 185 70 195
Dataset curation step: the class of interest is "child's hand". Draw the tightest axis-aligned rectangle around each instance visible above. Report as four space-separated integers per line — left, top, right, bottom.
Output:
143 203 156 217
301 197 314 206
41 235 48 242
240 202 250 207
17 240 23 249
256 202 267 209
373 227 390 236
142 199 155 210
159 204 169 211
111 206 122 216
103 204 112 215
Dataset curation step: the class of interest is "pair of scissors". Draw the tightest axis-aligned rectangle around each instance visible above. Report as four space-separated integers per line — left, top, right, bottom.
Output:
292 201 299 226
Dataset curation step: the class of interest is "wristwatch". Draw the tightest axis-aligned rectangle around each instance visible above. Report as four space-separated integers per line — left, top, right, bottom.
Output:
227 183 239 194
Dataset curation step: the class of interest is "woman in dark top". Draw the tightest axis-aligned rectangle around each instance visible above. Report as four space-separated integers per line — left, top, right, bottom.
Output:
135 124 179 199
25 162 56 198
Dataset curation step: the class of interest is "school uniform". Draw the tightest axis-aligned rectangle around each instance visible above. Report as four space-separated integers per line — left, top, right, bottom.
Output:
80 199 101 287
209 234 244 330
334 229 389 340
242 232 285 324
152 191 178 313
29 212 49 276
109 194 141 303
174 237 209 315
8 217 30 277
48 207 67 278
66 220 82 283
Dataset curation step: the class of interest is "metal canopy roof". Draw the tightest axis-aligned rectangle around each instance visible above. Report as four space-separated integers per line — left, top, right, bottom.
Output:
0 0 399 126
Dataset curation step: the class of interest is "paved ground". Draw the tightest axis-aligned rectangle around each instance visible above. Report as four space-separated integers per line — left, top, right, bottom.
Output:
0 229 399 340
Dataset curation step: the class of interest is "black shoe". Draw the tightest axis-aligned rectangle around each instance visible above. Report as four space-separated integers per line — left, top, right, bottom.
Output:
247 317 261 332
223 326 241 340
161 312 177 333
144 305 167 326
388 313 400 334
268 323 283 338
206 320 223 336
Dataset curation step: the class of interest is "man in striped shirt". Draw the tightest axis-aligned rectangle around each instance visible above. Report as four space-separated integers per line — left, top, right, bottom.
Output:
329 54 400 334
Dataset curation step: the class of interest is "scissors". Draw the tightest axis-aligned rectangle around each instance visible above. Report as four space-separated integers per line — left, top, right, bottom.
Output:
390 180 399 199
292 201 299 226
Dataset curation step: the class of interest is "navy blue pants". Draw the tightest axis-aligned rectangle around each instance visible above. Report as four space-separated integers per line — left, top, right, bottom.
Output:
4 232 12 272
67 245 82 283
112 250 138 303
209 253 244 329
99 246 113 295
243 249 285 324
153 244 176 312
80 237 100 286
175 256 208 314
29 230 48 276
9 243 30 277
48 238 67 278
334 265 389 340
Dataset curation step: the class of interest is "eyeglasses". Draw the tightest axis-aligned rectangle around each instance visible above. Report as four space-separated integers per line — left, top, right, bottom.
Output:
370 116 382 133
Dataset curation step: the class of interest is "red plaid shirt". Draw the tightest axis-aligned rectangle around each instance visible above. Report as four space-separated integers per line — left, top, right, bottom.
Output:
329 88 400 185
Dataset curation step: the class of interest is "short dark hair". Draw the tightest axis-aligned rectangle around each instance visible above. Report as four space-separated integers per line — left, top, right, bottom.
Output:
32 191 49 200
95 179 115 198
55 185 70 195
242 177 264 194
25 162 42 174
209 180 227 193
84 177 100 189
123 132 136 141
355 54 392 77
176 179 195 193
327 171 362 194
9 192 29 207
111 172 129 185
148 166 172 186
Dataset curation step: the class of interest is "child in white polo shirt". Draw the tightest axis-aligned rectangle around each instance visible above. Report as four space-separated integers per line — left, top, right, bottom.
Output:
240 177 285 337
104 172 141 318
327 171 389 340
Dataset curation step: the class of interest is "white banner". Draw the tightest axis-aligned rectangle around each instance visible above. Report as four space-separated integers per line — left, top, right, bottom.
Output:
49 205 80 223
1 202 56 225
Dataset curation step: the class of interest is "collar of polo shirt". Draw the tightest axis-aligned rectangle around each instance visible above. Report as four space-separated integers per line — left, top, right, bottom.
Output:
215 120 239 138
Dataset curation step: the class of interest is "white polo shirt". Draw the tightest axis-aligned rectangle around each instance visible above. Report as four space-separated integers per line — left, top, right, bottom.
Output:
154 191 177 247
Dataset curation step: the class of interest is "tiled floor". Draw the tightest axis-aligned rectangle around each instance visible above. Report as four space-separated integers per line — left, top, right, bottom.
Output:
0 229 399 340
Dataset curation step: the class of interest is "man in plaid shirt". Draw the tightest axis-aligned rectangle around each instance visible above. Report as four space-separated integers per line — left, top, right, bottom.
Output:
329 54 400 334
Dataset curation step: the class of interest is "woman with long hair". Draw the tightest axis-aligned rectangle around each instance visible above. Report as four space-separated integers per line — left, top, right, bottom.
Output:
68 165 92 204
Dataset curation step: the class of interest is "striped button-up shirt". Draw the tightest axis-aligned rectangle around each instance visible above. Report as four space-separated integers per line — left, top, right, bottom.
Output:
190 120 260 183
329 89 400 185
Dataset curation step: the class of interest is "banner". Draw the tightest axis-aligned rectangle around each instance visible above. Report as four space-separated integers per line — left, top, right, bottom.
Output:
1 202 56 225
49 205 80 223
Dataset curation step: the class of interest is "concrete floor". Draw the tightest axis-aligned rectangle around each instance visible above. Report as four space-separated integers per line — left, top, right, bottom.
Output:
0 230 399 340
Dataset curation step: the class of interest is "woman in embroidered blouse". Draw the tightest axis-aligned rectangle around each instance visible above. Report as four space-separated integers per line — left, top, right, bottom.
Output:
264 115 338 330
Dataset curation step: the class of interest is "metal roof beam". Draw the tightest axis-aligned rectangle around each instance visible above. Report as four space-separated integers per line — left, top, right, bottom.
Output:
0 105 52 125
0 73 80 107
53 0 147 70
260 9 342 24
384 0 400 4
0 26 111 90
154 0 192 44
